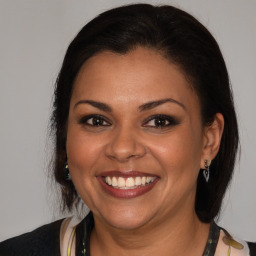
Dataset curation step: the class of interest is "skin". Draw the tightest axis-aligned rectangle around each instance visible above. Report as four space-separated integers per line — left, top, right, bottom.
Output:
66 47 224 256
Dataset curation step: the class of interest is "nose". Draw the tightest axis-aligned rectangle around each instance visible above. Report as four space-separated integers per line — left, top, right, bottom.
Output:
105 126 146 162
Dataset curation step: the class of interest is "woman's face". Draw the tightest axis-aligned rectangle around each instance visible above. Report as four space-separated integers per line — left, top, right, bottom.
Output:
67 47 211 230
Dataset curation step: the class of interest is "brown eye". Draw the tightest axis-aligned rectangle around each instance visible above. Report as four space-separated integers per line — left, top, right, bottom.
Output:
143 115 179 128
90 117 105 126
153 117 170 127
79 115 111 127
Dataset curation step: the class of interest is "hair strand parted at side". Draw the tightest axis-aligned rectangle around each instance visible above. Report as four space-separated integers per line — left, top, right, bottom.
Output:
51 4 239 222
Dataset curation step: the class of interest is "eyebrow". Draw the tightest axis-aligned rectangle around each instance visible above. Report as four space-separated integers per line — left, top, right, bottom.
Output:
74 100 112 112
73 98 185 112
139 98 186 112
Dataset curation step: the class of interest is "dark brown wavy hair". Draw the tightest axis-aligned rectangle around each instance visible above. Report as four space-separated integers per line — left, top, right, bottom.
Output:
51 4 239 222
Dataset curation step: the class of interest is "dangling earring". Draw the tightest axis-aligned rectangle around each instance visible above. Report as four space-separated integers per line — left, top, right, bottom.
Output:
64 159 71 181
203 160 211 182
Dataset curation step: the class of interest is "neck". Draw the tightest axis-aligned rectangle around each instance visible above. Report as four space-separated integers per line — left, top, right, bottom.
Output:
90 208 210 256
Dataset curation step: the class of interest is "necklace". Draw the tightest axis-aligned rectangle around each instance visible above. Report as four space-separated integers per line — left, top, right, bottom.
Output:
75 214 220 256
202 221 220 256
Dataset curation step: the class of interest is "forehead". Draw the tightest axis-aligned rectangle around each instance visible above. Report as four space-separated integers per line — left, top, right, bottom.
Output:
71 47 198 109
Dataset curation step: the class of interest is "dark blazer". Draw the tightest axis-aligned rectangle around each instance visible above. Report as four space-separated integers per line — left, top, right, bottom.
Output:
0 220 62 256
0 213 92 256
1 213 255 256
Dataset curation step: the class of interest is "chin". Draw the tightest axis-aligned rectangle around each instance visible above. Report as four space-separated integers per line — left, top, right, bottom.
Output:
96 206 155 230
107 215 151 230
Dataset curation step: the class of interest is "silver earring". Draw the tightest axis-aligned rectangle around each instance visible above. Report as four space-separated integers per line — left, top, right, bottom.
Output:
64 160 71 181
203 160 211 182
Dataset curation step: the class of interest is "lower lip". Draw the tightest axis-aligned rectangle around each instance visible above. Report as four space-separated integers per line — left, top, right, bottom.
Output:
98 177 159 199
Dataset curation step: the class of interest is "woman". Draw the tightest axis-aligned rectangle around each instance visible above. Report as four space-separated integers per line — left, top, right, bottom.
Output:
0 3 255 256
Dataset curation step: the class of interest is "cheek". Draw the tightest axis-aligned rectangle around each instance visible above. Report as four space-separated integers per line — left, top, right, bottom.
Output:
148 127 203 176
66 126 104 175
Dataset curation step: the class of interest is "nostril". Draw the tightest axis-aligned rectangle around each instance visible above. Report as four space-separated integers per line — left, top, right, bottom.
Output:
104 129 147 162
105 141 146 162
106 153 140 163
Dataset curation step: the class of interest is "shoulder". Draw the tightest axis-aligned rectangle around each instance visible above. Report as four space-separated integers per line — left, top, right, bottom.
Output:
0 219 63 256
215 225 256 256
247 242 256 255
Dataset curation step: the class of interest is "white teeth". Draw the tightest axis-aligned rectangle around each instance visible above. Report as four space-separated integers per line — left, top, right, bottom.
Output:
107 176 112 185
117 177 125 187
135 177 141 186
112 177 118 187
104 176 156 189
126 177 134 187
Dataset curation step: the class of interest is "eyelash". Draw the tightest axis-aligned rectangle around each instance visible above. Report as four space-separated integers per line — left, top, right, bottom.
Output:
79 114 179 129
79 114 111 127
143 114 179 128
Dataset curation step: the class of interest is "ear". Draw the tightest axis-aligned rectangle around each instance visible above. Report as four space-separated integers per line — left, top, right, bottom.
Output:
200 113 224 168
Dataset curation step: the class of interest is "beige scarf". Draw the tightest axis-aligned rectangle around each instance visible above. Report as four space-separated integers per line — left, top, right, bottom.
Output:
59 217 250 256
60 217 80 256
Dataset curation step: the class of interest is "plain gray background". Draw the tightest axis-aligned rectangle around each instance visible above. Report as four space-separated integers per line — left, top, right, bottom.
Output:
0 0 255 242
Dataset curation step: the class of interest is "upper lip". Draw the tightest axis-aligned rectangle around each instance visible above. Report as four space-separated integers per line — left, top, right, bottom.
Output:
98 170 158 178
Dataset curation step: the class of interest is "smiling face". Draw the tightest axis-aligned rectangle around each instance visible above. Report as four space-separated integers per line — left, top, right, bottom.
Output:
66 47 211 230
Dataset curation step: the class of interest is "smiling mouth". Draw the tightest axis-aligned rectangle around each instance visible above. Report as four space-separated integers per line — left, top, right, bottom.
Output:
98 171 159 198
104 176 156 189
